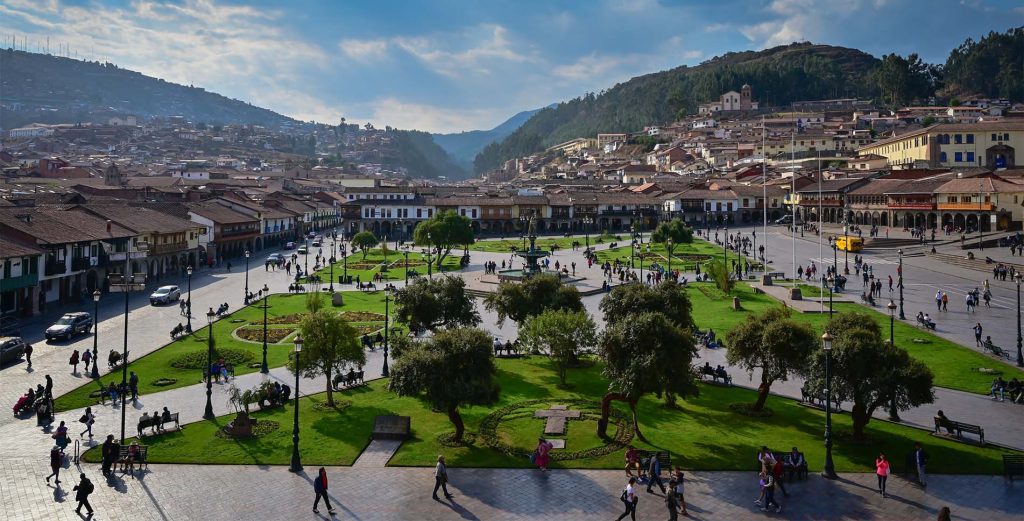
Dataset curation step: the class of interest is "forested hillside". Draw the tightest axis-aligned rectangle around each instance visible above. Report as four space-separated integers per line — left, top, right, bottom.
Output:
943 27 1024 100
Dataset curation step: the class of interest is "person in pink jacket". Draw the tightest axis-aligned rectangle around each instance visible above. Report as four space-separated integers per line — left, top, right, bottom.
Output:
534 438 553 471
875 452 891 498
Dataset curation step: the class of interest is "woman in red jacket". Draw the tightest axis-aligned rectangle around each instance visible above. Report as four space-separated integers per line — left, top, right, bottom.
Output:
875 452 890 498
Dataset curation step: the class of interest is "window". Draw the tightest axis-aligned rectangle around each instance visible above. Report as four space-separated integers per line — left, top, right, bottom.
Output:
940 152 947 162
966 134 974 144
992 133 998 141
955 152 963 162
416 208 422 218
954 134 962 144
471 209 477 218
966 152 975 163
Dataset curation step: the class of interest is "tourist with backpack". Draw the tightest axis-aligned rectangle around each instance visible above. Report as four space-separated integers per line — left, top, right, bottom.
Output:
616 477 638 521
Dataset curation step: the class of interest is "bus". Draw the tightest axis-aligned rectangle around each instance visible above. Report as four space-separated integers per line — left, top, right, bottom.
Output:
835 236 864 253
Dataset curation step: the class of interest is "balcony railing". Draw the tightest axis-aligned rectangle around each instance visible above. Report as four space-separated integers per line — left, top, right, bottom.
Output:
70 257 91 271
44 260 65 276
0 273 38 292
149 242 189 255
888 202 934 209
936 202 995 211
798 199 842 207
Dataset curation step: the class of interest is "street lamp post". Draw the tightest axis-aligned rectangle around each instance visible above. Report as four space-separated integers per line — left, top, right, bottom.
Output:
583 216 593 250
887 299 900 421
243 250 251 305
752 230 757 271
204 308 216 420
403 247 410 285
1017 273 1023 367
289 335 303 473
186 265 193 331
630 224 637 269
426 232 433 280
382 287 391 377
821 331 837 479
329 233 336 292
261 284 270 374
827 274 835 318
304 238 309 278
90 288 99 378
342 245 348 284
666 238 673 276
898 249 906 320
843 223 849 273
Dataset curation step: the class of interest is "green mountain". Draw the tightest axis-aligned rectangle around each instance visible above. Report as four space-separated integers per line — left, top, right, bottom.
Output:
0 49 298 129
385 129 467 180
942 27 1024 100
431 105 551 169
474 42 882 173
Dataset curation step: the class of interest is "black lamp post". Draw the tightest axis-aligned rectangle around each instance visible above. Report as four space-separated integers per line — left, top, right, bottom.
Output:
1016 273 1023 367
289 334 303 473
827 274 834 318
583 216 593 249
90 288 99 378
203 308 216 420
752 230 757 271
243 250 251 305
303 238 309 277
186 265 193 331
382 287 391 377
329 233 336 292
403 247 410 285
843 222 849 273
887 299 900 421
630 224 637 269
426 232 433 280
342 244 348 284
666 238 673 276
821 331 837 479
261 284 270 374
898 249 906 320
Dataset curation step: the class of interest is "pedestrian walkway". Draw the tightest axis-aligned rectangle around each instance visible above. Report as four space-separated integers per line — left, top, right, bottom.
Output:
352 440 402 468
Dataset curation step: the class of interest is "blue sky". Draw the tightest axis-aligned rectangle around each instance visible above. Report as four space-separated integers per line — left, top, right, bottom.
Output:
1 0 1021 132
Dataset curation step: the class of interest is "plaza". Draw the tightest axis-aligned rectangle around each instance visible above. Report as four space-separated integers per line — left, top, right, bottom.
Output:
2 226 1023 520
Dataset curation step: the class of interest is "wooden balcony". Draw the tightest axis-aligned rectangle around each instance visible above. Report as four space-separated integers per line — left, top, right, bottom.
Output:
936 202 995 211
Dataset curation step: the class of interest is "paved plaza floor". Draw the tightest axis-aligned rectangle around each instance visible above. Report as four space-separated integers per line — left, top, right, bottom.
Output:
2 233 1023 520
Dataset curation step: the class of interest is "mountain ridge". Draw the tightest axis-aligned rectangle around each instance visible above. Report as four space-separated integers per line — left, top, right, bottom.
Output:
431 104 554 170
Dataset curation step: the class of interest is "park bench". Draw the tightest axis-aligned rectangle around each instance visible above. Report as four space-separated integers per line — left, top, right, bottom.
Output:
933 418 985 445
637 450 672 471
116 445 149 473
983 341 1011 361
138 412 181 437
698 365 732 385
799 387 843 412
332 370 365 391
771 451 808 481
202 364 235 382
916 315 937 331
1004 454 1024 481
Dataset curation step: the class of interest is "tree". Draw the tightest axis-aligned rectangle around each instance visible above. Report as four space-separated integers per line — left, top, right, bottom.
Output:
483 273 583 326
387 328 500 443
518 309 597 386
600 281 693 329
705 260 734 294
597 312 699 441
651 219 693 262
351 231 378 260
413 211 474 270
393 276 480 333
806 313 934 440
725 308 817 411
293 310 365 406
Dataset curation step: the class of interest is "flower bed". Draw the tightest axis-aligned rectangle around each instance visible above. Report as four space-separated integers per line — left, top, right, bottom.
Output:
170 348 255 369
215 419 279 439
250 313 307 325
353 324 383 335
234 326 296 343
340 311 386 322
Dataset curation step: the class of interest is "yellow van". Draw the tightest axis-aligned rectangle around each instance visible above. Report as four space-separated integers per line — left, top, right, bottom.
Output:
835 236 864 253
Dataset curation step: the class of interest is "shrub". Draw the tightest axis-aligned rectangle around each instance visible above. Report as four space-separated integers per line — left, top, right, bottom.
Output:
170 348 255 369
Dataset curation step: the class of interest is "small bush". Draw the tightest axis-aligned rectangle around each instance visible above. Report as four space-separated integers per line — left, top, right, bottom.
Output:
170 348 255 369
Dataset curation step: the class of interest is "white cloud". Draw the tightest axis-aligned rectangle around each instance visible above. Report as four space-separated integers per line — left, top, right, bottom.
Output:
360 98 507 133
394 24 536 78
339 38 389 62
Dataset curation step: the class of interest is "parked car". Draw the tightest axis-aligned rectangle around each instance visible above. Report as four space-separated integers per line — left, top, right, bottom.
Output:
283 242 296 250
297 245 308 255
307 232 317 239
774 215 802 225
45 312 93 341
311 239 322 247
0 336 28 364
149 285 181 305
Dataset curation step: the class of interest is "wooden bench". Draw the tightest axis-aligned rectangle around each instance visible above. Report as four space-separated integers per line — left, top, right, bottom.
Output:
698 366 732 385
331 371 365 391
116 445 148 473
637 450 671 470
771 451 808 481
984 341 1011 360
1004 454 1024 481
935 420 985 445
138 413 181 437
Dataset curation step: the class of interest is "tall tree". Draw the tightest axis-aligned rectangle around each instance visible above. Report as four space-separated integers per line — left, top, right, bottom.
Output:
705 260 734 294
650 219 694 263
393 276 480 333
413 211 474 270
518 309 598 386
805 313 934 440
351 231 379 260
599 281 693 329
293 310 365 406
387 328 500 443
725 308 817 411
483 273 583 327
597 312 699 441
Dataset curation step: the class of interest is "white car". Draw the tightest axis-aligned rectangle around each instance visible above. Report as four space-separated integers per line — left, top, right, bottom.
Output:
150 285 181 305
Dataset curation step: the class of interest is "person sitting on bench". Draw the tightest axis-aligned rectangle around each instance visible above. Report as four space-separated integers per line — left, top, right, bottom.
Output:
714 365 730 383
934 410 955 434
983 336 996 355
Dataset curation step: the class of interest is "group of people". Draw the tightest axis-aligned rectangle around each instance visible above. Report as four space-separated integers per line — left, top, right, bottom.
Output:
14 375 55 425
990 377 1024 403
137 407 177 436
617 446 687 520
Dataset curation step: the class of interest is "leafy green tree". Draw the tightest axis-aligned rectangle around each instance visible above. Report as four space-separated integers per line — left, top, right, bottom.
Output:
518 309 598 386
413 211 474 270
651 219 694 263
483 273 583 326
872 53 935 108
387 328 500 443
599 281 693 329
725 308 817 411
706 260 734 294
805 313 934 440
293 310 365 406
393 276 480 333
351 231 379 260
944 28 1023 100
597 312 699 441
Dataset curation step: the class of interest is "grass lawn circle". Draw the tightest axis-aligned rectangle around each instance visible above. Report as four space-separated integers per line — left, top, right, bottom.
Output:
478 399 633 462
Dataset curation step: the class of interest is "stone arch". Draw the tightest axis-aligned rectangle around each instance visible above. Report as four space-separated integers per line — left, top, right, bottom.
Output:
880 212 889 226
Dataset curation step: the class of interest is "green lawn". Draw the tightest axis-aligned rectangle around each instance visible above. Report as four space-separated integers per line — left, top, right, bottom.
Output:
316 249 461 283
88 357 1017 473
594 238 759 273
54 292 391 412
467 236 588 253
685 282 1024 394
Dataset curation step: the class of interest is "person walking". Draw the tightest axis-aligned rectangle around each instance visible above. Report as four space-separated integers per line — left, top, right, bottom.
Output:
432 455 453 500
73 473 95 516
79 407 95 438
935 290 942 311
100 435 115 477
761 471 782 513
129 371 139 401
974 323 983 347
646 452 666 494
45 374 53 398
54 420 70 452
914 442 929 487
45 445 63 484
82 349 92 374
666 478 680 521
875 452 890 498
312 467 336 515
70 350 80 374
616 477 639 521
24 342 32 370
942 292 948 311
937 506 952 521
534 437 553 471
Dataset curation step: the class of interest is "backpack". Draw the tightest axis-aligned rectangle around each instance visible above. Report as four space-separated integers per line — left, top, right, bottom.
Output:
620 488 628 502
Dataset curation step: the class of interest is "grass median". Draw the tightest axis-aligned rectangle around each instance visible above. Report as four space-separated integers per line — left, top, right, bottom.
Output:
315 249 461 284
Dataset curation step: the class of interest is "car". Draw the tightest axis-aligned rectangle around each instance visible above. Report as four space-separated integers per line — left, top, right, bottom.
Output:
0 336 28 365
773 215 803 225
45 312 93 341
297 245 308 254
307 232 317 239
283 242 296 250
149 285 181 305
267 253 284 263
311 239 322 247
